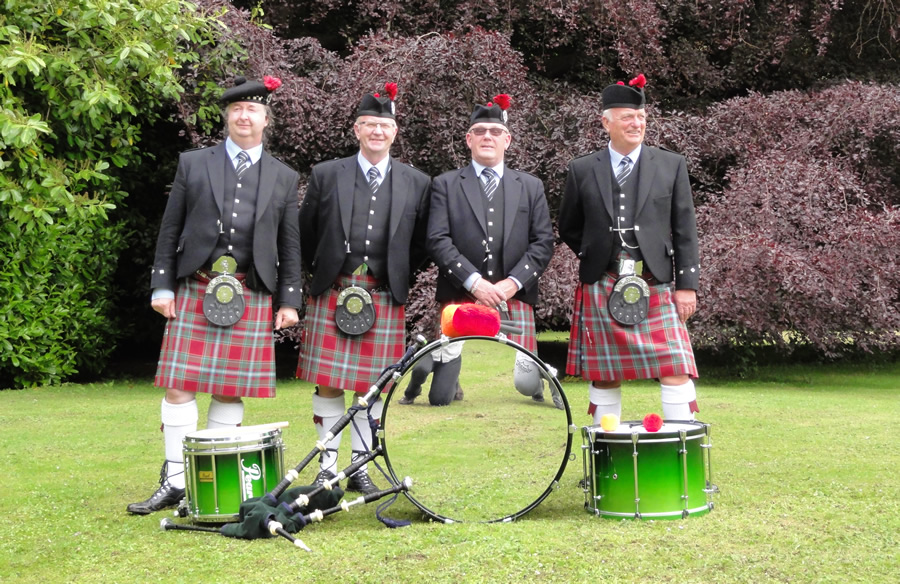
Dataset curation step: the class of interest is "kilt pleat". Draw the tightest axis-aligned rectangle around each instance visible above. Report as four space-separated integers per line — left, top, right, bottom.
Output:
155 276 276 397
297 274 405 394
566 274 698 381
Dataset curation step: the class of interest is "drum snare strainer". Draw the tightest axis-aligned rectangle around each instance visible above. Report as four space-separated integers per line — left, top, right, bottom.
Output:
581 420 717 520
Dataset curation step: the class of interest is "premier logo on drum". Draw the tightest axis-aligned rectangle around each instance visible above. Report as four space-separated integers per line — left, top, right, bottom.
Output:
240 458 263 499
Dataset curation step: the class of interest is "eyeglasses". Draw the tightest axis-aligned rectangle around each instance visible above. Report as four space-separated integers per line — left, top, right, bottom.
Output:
469 127 508 137
356 121 396 131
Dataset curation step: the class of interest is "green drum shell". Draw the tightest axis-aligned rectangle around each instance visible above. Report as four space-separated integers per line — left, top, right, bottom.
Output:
183 427 284 523
583 421 712 520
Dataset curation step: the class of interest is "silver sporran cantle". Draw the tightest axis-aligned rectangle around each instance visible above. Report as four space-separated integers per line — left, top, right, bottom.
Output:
335 286 376 335
608 258 650 326
203 255 245 327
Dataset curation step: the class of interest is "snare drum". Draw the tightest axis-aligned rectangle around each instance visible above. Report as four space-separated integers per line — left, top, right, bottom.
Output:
182 424 285 522
582 420 715 519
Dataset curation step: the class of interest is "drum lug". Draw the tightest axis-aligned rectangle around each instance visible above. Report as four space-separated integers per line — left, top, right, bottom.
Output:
568 424 579 435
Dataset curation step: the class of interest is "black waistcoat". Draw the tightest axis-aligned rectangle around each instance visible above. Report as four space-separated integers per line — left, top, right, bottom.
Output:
481 179 505 282
210 159 260 271
610 165 643 263
341 165 391 280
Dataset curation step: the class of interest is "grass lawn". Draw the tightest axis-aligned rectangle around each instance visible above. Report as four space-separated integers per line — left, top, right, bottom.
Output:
1 343 897 584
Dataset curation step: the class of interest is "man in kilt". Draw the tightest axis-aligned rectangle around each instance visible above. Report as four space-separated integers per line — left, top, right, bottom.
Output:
127 76 302 515
296 83 431 494
558 74 701 425
398 94 555 407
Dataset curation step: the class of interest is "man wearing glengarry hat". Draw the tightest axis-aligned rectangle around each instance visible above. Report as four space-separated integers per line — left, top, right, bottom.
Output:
297 83 431 494
558 74 701 426
128 76 302 515
398 94 555 407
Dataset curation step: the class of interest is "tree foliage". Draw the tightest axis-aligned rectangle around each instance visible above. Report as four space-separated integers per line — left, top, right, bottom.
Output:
255 0 899 108
0 0 218 387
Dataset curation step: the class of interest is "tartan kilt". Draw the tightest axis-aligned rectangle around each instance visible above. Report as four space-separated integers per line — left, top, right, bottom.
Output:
155 274 276 398
297 273 405 394
566 274 698 381
498 299 537 353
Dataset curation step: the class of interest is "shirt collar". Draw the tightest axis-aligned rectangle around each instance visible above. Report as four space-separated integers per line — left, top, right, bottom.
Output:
609 144 642 170
225 138 263 165
471 160 505 180
357 153 391 180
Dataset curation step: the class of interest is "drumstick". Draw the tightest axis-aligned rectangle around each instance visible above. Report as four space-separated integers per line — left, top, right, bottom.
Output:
283 445 384 512
252 421 290 432
266 337 426 500
304 477 413 523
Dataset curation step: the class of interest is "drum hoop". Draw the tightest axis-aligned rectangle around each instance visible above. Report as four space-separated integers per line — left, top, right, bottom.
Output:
585 421 708 444
183 429 283 453
183 438 283 455
379 334 573 523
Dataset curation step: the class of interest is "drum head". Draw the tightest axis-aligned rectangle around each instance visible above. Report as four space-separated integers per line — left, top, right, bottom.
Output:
378 336 573 523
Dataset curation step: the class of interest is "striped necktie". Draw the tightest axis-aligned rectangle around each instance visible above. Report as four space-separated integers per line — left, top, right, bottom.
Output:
367 166 380 193
615 156 633 187
481 168 498 201
235 151 251 178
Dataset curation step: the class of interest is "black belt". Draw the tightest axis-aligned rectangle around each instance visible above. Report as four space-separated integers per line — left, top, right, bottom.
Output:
194 269 246 282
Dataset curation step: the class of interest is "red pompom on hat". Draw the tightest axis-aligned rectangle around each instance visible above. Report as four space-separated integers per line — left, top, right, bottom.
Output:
628 73 647 89
643 413 663 432
384 82 398 100
492 94 511 110
263 75 282 91
440 304 501 337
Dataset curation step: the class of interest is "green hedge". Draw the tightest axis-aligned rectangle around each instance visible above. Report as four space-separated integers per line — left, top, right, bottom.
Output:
0 0 219 388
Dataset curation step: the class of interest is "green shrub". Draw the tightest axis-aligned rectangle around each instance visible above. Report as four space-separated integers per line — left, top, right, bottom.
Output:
0 0 219 388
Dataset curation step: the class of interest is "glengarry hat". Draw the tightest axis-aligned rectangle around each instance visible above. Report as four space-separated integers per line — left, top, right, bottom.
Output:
357 83 398 119
220 75 282 105
601 74 647 110
469 94 511 127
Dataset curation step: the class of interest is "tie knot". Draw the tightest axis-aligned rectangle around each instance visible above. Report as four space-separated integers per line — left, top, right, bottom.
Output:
620 156 631 168
235 151 251 178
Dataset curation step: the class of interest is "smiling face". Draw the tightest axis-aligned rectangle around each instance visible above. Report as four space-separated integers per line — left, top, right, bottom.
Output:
354 115 398 164
225 101 269 149
466 123 512 167
602 107 646 154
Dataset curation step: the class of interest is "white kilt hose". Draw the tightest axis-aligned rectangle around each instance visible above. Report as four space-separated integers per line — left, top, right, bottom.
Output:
566 275 698 382
155 274 276 398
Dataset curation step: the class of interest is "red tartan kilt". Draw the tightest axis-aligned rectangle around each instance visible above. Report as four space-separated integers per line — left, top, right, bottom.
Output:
297 273 405 394
155 275 276 397
566 274 697 382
